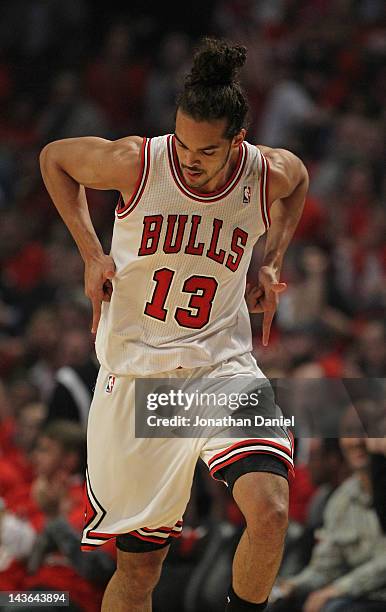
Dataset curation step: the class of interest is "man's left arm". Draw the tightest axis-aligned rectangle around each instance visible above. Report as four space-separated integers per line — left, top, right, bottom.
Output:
260 146 309 276
247 146 309 345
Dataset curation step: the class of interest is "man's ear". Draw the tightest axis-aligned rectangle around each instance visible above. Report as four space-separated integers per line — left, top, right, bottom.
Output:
232 128 246 147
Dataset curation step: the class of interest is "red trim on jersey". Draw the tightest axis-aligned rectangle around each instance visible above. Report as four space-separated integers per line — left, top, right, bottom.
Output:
210 449 295 479
87 520 183 544
208 437 293 467
259 152 271 230
141 524 182 534
88 530 116 538
83 482 98 533
83 469 106 535
81 544 102 551
116 137 151 218
131 532 167 544
116 193 124 212
265 154 271 226
167 135 247 203
288 429 295 453
130 527 183 544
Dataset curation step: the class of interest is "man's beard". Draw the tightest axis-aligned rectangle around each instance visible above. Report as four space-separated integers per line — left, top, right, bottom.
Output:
183 144 232 190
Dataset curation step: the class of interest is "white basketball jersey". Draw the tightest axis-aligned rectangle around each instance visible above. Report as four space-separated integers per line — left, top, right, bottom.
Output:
95 135 271 375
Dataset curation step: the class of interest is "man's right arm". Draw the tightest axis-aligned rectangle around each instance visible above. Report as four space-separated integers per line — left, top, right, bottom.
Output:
39 135 142 261
39 135 143 332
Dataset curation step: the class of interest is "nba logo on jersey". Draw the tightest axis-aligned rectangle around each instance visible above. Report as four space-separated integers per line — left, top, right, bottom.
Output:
105 375 116 394
243 185 251 204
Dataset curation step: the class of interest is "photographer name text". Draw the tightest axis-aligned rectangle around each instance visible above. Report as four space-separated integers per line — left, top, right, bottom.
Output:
146 415 295 428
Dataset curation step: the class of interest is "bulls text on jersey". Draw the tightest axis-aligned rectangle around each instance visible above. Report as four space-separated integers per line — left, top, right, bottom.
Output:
138 214 248 273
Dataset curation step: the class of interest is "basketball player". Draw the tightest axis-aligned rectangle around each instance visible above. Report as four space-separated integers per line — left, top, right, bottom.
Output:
40 38 308 612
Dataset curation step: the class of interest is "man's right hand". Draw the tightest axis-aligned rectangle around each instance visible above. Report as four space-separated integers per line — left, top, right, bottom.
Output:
84 254 116 334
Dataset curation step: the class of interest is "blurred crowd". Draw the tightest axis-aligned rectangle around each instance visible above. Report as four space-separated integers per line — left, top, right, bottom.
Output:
0 0 385 610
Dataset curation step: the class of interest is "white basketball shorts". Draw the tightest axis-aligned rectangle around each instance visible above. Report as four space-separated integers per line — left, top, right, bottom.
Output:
81 353 294 552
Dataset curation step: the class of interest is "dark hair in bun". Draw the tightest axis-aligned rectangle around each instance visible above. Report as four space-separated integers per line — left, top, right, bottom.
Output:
177 37 250 138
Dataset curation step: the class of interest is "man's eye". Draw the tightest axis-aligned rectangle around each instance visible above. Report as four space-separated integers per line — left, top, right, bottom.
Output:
203 151 215 156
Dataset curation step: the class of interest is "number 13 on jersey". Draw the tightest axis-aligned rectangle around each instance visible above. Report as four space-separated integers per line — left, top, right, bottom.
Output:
144 268 218 329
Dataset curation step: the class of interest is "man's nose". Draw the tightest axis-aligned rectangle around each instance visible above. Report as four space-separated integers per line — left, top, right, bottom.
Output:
185 151 200 167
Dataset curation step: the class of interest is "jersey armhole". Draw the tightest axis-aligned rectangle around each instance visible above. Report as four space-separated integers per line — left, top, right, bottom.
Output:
259 151 271 230
115 137 151 219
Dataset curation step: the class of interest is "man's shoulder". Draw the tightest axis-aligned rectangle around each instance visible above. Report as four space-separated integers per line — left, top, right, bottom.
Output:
109 136 146 191
110 135 144 159
116 135 170 201
111 134 169 163
254 144 301 166
251 143 308 203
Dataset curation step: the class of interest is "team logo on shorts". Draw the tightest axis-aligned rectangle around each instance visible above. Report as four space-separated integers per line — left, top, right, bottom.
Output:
243 185 251 204
105 375 116 394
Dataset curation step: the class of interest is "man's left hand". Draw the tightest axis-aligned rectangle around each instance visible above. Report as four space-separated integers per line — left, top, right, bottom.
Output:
246 265 287 346
303 585 341 612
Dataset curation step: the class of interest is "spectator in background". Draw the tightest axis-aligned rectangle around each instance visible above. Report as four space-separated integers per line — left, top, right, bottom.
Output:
143 32 191 135
276 245 353 347
0 497 36 593
0 211 48 336
4 379 40 417
302 439 347 535
6 420 85 531
23 307 60 401
310 114 384 203
279 438 348 579
365 436 386 534
46 329 98 428
268 406 386 612
85 23 149 136
360 394 386 535
0 0 87 66
44 237 87 308
37 71 110 146
0 380 14 451
276 246 330 333
2 420 113 612
0 400 46 505
286 454 316 530
353 321 386 377
256 60 324 152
